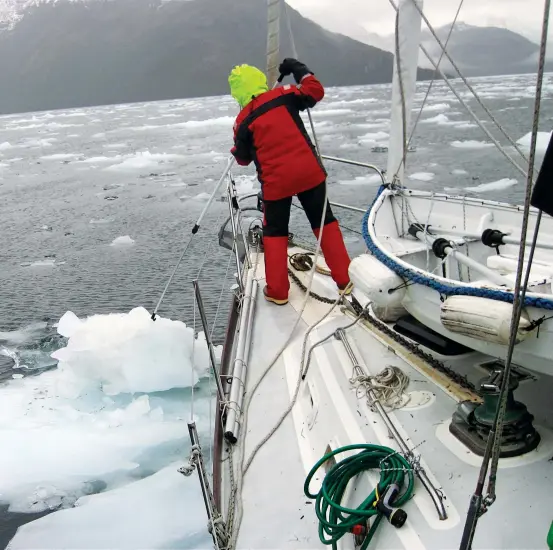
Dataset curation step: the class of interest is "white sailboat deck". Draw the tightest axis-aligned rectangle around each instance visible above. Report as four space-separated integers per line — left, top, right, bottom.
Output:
223 249 553 550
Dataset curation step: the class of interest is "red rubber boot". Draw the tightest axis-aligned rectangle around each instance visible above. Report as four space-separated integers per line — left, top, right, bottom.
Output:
314 221 352 293
263 236 290 305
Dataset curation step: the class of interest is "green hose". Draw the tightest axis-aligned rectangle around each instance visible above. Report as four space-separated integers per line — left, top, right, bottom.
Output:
304 444 415 550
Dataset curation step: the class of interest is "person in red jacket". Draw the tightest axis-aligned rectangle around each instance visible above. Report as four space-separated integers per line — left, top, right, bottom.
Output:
228 58 351 305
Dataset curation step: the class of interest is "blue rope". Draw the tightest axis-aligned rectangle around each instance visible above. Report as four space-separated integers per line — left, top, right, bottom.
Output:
361 186 553 311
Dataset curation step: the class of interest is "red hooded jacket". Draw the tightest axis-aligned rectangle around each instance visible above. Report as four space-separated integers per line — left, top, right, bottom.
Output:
231 74 326 201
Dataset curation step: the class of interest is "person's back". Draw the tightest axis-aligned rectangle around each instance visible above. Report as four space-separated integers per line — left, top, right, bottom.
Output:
229 59 351 305
230 61 325 201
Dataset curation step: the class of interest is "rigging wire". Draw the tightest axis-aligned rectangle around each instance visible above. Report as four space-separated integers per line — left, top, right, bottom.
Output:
393 0 464 180
403 0 530 164
387 0 529 180
458 0 551 547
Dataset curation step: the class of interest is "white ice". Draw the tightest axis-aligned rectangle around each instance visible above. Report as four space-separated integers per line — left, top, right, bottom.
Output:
516 131 552 154
452 169 468 175
233 174 259 195
28 259 57 268
339 174 382 186
0 322 48 345
41 153 77 161
7 464 208 550
359 131 389 144
465 178 517 193
0 307 218 518
110 235 135 246
50 307 211 395
409 172 435 182
173 115 235 129
192 192 211 201
310 108 353 117
104 151 185 172
0 141 13 150
451 140 494 149
415 102 451 112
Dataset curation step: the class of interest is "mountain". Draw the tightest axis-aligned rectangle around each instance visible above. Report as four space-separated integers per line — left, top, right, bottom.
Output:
417 23 541 77
0 0 436 115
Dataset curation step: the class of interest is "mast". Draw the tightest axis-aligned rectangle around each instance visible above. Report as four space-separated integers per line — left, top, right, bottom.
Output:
266 0 281 85
386 0 424 185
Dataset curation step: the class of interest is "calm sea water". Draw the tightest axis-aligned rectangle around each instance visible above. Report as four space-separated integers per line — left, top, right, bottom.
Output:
0 72 552 548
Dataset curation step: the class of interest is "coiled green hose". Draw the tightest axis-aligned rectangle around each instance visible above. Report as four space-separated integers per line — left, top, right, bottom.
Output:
304 444 414 550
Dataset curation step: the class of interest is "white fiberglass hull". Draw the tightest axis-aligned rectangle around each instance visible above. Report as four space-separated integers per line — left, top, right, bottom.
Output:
364 188 553 375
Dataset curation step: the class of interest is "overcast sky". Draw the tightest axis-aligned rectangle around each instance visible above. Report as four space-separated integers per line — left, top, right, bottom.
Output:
288 0 548 41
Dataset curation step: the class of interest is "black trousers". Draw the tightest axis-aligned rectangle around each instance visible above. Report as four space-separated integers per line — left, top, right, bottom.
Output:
263 181 336 237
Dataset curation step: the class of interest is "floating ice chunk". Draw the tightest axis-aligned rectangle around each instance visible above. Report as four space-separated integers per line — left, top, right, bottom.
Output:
454 122 477 129
50 307 211 395
0 322 48 345
40 153 77 161
0 141 13 150
173 116 234 129
57 311 82 338
110 235 135 246
338 143 360 150
409 172 435 182
0 413 185 512
421 113 450 124
451 140 494 149
28 259 57 268
415 102 451 112
89 218 111 224
233 175 258 195
309 108 353 117
517 131 552 154
104 151 184 172
465 178 517 193
92 132 106 139
8 464 208 550
193 192 211 201
452 169 468 175
339 175 382 186
359 131 389 144
80 155 120 164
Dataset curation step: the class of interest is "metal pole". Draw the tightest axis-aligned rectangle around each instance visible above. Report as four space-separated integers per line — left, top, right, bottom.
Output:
426 225 553 252
224 269 255 443
227 183 245 293
193 280 226 403
410 226 511 287
335 328 447 521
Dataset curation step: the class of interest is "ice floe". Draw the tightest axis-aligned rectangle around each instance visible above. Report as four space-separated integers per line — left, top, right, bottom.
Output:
7 464 207 550
339 174 383 186
516 131 552 154
104 151 185 172
465 178 517 193
409 172 435 182
451 140 494 149
110 236 135 246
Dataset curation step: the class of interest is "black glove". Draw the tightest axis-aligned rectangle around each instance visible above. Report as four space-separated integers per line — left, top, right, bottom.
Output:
278 58 312 84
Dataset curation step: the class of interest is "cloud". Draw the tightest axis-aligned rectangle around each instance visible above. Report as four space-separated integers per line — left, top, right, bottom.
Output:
289 0 546 41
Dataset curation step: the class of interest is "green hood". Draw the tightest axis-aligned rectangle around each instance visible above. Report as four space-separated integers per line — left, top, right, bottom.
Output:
229 64 268 109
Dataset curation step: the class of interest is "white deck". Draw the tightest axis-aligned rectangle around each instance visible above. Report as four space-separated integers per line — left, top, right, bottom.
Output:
220 249 553 550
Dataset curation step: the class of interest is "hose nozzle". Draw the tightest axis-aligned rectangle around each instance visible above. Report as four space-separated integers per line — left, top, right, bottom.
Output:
376 484 408 528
